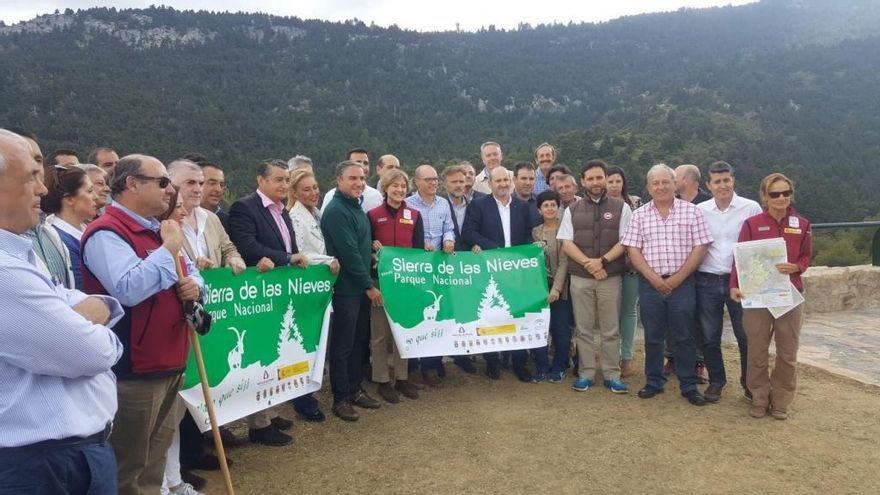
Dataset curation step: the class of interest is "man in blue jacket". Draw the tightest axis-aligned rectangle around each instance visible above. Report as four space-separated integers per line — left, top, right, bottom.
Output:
461 166 537 382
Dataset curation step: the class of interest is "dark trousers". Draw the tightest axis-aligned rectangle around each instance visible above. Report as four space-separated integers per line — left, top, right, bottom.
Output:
696 272 747 388
329 294 371 403
292 393 320 414
548 298 574 374
179 411 204 468
639 276 699 393
484 350 528 372
0 441 117 495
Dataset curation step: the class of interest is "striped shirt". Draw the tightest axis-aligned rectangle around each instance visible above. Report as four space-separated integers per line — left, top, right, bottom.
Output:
0 229 123 447
621 198 714 276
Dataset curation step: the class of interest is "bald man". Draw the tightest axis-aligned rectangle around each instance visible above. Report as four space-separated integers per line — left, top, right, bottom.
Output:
670 164 712 383
81 154 204 494
461 166 538 381
374 154 400 188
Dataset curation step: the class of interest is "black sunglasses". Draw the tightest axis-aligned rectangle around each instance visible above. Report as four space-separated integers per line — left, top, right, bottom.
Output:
135 175 172 188
767 190 793 199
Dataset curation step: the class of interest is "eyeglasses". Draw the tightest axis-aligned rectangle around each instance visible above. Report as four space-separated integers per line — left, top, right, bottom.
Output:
135 175 172 188
419 177 439 183
767 190 793 199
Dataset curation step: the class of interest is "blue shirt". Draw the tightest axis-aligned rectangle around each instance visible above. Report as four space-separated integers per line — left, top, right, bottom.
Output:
533 168 551 195
82 202 203 307
0 229 124 447
405 193 456 249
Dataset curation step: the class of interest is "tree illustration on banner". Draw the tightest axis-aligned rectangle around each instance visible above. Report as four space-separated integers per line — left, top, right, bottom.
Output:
278 299 305 362
477 276 512 324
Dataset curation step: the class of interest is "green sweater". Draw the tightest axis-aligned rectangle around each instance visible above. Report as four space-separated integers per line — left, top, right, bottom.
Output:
320 189 374 296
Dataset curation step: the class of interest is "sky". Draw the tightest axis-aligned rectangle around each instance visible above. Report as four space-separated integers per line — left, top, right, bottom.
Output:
0 1 757 32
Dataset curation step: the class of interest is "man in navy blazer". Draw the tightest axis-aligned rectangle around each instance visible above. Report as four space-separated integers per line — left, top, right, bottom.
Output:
461 167 538 382
228 160 320 445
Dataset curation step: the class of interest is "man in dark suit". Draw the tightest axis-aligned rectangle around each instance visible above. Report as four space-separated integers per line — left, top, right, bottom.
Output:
228 159 316 446
461 166 537 382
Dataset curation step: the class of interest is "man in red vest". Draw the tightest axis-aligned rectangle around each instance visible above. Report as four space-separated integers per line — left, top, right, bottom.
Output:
81 154 203 495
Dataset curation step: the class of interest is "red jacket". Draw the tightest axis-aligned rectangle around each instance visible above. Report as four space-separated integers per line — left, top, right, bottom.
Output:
81 205 189 379
368 203 424 248
730 207 812 291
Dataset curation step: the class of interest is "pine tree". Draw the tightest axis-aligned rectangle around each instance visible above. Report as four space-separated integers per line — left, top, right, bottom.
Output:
477 276 512 320
277 299 303 357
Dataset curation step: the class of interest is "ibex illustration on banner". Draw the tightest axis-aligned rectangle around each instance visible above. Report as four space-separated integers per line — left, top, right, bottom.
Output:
228 327 247 370
423 290 443 321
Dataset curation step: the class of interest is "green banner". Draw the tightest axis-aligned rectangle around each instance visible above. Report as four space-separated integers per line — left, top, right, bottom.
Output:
377 245 550 358
179 265 336 432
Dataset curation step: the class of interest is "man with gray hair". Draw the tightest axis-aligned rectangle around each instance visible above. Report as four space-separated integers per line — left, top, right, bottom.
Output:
288 154 313 171
81 154 204 494
78 164 111 214
473 141 513 195
0 129 124 494
321 160 383 421
621 164 713 406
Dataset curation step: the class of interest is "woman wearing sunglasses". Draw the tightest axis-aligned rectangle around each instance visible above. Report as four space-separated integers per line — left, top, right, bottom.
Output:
729 173 812 420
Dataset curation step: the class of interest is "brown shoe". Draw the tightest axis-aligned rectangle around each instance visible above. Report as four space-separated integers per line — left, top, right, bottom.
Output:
332 401 359 422
351 390 381 409
203 426 248 449
748 405 767 418
423 369 443 387
770 409 788 420
377 382 400 404
395 379 420 400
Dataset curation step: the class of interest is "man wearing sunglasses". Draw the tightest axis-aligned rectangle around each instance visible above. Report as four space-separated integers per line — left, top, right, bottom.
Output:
81 154 204 495
696 161 762 403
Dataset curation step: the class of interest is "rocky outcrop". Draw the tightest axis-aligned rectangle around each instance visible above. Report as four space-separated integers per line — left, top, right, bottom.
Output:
803 265 880 313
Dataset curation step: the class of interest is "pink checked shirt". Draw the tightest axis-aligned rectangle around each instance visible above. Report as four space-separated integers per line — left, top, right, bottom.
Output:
257 190 292 253
621 198 713 276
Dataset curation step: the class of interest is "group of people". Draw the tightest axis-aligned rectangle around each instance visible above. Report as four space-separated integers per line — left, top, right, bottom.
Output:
0 129 811 495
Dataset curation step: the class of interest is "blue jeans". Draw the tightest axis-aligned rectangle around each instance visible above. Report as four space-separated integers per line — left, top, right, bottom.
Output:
0 441 117 495
696 272 747 388
530 346 550 375
548 298 573 374
639 275 699 393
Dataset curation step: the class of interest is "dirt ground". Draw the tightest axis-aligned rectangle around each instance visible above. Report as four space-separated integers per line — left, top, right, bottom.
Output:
198 344 880 494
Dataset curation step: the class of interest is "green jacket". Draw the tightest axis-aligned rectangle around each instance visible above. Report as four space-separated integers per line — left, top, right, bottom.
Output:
320 189 374 296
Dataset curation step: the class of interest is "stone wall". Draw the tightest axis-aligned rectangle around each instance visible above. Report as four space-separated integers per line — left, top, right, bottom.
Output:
802 265 880 313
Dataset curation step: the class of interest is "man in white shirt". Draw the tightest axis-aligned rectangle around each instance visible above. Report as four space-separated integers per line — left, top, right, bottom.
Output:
321 148 383 213
696 161 762 403
473 142 514 195
558 160 632 394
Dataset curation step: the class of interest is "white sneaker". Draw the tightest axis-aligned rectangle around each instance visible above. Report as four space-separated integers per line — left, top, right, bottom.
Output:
168 483 203 495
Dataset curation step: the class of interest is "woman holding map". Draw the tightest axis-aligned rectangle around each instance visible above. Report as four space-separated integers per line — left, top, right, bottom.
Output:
729 173 812 420
367 169 425 404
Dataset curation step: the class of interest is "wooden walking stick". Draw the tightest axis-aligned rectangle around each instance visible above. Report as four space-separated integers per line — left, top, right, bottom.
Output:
175 255 235 495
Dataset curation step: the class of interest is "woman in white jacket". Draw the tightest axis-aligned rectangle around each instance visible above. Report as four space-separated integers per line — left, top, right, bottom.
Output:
287 168 339 273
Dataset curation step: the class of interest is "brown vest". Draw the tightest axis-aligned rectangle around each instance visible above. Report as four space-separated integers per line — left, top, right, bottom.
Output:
567 195 626 278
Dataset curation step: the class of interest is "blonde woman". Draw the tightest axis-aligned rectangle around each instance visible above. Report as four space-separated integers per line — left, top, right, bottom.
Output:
287 168 339 272
284 168 338 423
